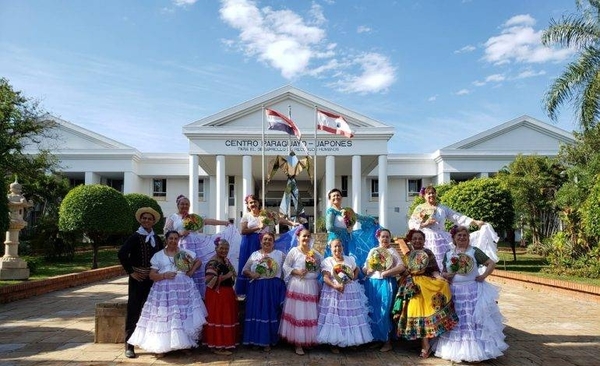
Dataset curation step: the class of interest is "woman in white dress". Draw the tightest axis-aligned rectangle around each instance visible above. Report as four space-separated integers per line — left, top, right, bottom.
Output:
128 230 208 357
279 228 322 355
164 194 230 297
435 226 508 363
317 239 373 353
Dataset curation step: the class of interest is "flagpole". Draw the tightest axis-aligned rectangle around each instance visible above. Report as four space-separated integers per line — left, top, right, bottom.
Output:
313 105 318 234
287 105 292 221
261 105 265 211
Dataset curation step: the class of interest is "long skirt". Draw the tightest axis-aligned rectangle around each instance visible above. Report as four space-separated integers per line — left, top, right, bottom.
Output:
316 281 373 347
242 277 286 347
128 273 208 354
435 281 508 363
235 233 260 297
278 276 320 347
395 275 458 340
203 285 239 349
363 276 398 342
179 233 214 297
421 228 453 270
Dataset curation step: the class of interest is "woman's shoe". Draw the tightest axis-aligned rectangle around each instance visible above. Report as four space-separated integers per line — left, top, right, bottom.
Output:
330 346 340 354
295 346 305 355
380 342 392 352
263 346 271 352
419 346 432 358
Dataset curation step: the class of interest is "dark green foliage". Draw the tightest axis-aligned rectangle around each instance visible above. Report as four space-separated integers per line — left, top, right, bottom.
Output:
0 175 8 233
59 184 130 268
581 177 600 240
124 193 165 234
442 178 514 234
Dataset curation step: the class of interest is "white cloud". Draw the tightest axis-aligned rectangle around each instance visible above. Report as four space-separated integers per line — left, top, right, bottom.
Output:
483 14 574 65
486 74 505 82
173 0 198 6
357 25 372 34
428 95 438 102
472 80 486 87
515 69 546 79
333 53 396 94
456 89 470 95
455 45 476 54
219 0 396 93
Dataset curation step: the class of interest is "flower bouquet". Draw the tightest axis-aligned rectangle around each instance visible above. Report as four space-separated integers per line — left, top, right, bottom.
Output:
333 263 353 284
449 253 473 274
417 206 435 223
259 209 277 230
341 207 357 232
368 247 392 272
305 250 318 272
183 213 204 231
174 251 194 272
255 256 278 278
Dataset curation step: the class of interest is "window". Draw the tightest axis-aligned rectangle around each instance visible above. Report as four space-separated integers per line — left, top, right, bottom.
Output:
370 179 379 199
408 179 422 197
228 176 235 206
152 179 167 198
198 179 205 201
341 175 348 197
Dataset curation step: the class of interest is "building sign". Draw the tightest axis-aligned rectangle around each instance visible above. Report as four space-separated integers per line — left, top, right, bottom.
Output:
224 139 353 153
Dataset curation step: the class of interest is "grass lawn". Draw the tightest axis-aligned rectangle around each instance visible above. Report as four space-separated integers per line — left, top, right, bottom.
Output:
0 247 120 287
496 243 600 287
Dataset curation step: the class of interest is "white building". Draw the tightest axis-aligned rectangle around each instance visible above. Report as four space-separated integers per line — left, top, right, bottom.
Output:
42 86 574 235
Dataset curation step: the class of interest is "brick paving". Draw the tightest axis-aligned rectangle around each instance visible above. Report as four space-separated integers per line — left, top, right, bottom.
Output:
1 275 599 366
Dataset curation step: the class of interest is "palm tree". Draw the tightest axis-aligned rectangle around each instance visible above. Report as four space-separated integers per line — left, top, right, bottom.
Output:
542 0 600 131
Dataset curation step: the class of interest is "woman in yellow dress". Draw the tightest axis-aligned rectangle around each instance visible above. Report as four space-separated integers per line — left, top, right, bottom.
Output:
393 229 458 358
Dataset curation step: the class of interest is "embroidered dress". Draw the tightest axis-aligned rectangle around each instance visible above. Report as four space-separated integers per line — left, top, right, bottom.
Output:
278 247 322 347
362 246 402 342
393 248 458 341
324 207 378 267
242 250 286 347
408 204 474 269
165 213 241 298
128 249 208 354
435 246 508 363
203 258 239 350
235 212 273 297
317 256 373 347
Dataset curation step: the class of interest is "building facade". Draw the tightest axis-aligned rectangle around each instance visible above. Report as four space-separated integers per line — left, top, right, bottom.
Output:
40 86 575 236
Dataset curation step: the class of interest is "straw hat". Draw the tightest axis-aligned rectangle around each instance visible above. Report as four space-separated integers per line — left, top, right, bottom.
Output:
135 207 161 223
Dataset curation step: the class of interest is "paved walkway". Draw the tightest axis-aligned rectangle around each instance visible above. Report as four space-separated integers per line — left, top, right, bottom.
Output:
1 276 599 366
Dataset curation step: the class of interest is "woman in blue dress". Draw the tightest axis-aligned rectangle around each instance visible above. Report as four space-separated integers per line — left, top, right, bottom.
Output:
241 232 286 352
324 188 377 261
362 228 405 352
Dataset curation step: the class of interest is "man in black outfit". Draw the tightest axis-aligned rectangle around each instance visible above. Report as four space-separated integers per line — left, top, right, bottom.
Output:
118 207 164 358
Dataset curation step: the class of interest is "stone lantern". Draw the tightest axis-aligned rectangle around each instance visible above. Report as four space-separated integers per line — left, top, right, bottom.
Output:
1 180 33 279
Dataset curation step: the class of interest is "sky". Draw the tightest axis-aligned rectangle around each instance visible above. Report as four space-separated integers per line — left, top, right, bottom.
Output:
0 0 582 154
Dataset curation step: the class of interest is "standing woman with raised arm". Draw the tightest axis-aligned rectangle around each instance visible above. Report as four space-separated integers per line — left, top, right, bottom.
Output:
324 188 377 258
408 185 484 269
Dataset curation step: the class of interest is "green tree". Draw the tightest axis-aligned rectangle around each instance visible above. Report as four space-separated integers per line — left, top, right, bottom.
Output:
496 155 565 245
442 178 514 235
542 0 600 131
124 193 165 234
58 184 131 269
0 175 8 233
0 78 60 232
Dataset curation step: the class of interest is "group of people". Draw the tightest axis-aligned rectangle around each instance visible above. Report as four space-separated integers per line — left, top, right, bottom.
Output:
118 186 508 364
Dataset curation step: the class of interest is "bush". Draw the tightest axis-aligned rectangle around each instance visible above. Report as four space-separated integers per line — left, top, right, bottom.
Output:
124 193 165 234
59 184 131 268
581 177 600 240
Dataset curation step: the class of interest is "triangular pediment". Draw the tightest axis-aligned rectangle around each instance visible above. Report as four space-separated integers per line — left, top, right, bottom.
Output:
35 115 138 152
183 85 394 138
441 115 574 152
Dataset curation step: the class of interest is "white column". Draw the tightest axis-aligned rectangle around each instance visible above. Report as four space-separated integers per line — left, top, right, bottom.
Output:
84 172 100 185
436 161 450 184
479 172 489 178
189 155 199 214
325 155 335 204
378 155 388 228
352 155 361 214
122 171 138 194
242 155 253 200
215 155 226 230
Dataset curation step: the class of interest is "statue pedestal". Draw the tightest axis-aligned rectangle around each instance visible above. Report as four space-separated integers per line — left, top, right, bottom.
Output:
1 228 30 280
